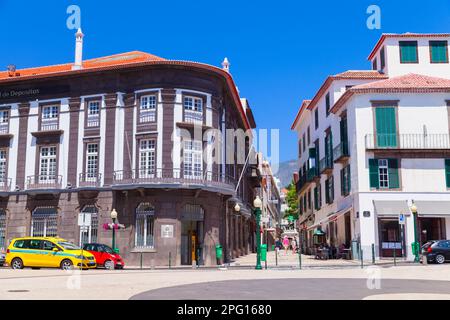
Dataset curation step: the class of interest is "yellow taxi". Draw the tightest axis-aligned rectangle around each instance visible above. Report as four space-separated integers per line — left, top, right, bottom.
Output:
6 237 96 270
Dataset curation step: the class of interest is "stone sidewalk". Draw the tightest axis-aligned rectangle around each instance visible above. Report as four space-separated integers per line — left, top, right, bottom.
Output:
230 250 408 268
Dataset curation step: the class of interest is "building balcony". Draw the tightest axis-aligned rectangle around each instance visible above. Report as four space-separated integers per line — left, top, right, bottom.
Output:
78 173 102 188
112 168 236 194
0 122 9 134
40 118 59 131
183 110 203 125
139 110 156 123
333 142 350 163
0 177 11 192
86 115 100 128
319 156 333 175
296 168 316 193
26 175 63 190
365 133 450 151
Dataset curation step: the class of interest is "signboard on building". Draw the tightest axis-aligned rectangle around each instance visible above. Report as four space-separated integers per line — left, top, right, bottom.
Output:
161 225 174 238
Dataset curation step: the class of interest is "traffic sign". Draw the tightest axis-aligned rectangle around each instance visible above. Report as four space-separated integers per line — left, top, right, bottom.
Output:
398 213 405 225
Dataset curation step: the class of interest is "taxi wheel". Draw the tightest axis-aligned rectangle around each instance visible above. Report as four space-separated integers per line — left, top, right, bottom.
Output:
60 259 74 270
104 260 114 270
11 258 24 270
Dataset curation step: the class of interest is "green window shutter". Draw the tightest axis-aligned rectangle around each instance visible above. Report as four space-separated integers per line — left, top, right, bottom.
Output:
325 93 330 116
347 165 351 194
314 187 318 210
445 159 450 188
375 107 397 147
400 41 418 63
318 184 322 208
340 169 345 196
325 180 330 204
330 176 334 203
369 159 379 189
388 159 400 189
430 41 448 63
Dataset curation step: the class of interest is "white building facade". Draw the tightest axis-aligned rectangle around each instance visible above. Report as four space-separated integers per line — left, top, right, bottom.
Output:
292 33 450 261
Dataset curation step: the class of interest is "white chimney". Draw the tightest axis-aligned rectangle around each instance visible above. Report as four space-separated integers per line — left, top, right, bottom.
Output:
221 57 230 73
72 28 84 70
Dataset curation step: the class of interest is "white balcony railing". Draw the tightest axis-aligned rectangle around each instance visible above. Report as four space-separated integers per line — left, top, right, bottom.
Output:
365 133 450 150
184 110 203 124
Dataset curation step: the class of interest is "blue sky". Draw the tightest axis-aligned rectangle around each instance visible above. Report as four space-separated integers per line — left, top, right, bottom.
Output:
1 0 449 162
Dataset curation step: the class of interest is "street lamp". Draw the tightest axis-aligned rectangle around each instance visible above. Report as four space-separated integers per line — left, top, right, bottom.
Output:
234 203 241 213
253 195 263 270
410 201 420 262
110 209 118 251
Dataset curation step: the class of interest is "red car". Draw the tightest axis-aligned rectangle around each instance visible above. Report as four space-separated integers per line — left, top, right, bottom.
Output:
82 243 125 269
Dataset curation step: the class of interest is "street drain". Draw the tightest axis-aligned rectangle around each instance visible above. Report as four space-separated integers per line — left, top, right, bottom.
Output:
8 290 29 293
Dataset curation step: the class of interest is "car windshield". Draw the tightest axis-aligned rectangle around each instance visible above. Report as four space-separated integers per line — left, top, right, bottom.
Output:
102 245 114 254
58 241 80 250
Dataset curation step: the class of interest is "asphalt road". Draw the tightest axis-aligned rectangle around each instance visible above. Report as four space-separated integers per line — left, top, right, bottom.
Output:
130 278 450 300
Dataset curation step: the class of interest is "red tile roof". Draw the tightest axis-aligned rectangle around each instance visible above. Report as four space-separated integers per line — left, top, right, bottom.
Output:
0 51 165 81
0 51 251 130
290 100 311 130
368 33 450 60
291 71 387 130
331 73 450 113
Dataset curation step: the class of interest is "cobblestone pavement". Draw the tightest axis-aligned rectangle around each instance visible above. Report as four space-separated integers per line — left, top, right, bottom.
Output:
0 263 448 300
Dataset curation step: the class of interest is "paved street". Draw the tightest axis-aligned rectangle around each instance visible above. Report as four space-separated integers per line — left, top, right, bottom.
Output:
1 263 449 300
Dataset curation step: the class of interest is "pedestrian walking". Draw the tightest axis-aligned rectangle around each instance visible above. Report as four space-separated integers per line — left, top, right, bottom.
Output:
282 236 289 255
291 238 297 254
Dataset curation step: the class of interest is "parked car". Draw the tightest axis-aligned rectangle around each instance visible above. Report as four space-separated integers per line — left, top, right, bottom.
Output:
83 243 125 270
6 237 97 270
0 251 5 267
421 240 450 264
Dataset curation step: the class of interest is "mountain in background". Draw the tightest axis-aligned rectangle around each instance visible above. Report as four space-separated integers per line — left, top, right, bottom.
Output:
273 159 297 188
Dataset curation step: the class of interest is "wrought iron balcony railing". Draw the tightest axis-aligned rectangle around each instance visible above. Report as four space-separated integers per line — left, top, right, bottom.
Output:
79 173 102 187
113 168 235 191
365 133 450 150
333 141 350 162
296 168 316 193
26 175 63 190
319 155 333 174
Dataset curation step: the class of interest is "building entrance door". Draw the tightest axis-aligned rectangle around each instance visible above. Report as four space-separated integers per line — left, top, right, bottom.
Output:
378 219 403 257
418 218 445 245
181 220 204 265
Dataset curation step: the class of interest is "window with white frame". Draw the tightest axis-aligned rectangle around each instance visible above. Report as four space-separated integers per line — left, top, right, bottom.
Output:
183 96 203 124
183 140 203 179
86 143 99 180
39 146 57 182
135 203 155 248
139 140 156 178
378 159 389 188
41 105 58 130
79 205 98 246
0 110 9 134
0 150 6 185
140 95 156 123
87 101 100 127
31 207 58 237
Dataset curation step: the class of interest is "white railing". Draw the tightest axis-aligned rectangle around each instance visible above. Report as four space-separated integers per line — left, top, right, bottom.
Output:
184 110 203 124
365 133 450 149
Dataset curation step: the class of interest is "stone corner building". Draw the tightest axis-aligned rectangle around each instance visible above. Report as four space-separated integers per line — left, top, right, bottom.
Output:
0 35 259 266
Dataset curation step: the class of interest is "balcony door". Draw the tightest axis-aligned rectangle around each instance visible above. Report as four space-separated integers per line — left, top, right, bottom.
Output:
0 150 7 187
139 140 156 179
39 146 57 183
183 140 203 180
375 107 397 148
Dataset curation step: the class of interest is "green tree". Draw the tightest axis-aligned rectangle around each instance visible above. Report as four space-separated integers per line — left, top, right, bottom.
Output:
284 181 298 219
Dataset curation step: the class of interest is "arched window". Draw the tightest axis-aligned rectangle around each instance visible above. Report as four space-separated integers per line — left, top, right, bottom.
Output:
79 205 98 246
135 203 155 248
31 206 58 237
0 209 6 249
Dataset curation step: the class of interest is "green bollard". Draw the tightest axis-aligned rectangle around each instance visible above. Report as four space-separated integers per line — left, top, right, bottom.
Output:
169 251 172 269
372 244 375 264
298 251 302 270
140 252 143 270
393 246 397 266
360 249 364 269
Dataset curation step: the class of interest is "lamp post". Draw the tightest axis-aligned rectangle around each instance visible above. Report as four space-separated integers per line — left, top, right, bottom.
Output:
110 209 118 251
254 196 263 270
410 201 420 262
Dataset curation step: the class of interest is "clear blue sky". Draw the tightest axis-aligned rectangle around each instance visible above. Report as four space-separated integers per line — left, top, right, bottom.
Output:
1 0 449 162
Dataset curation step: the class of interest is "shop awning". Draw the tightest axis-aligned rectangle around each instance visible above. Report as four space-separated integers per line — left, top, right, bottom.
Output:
415 201 450 218
373 200 410 216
